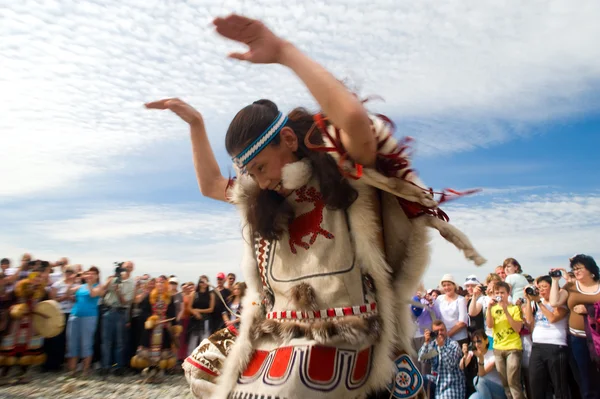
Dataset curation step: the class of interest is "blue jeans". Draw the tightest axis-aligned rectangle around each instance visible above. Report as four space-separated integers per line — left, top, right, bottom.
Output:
469 376 507 399
102 309 126 369
67 315 98 358
569 334 600 399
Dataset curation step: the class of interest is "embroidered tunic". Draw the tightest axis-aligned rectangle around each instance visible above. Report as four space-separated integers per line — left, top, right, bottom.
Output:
228 177 388 399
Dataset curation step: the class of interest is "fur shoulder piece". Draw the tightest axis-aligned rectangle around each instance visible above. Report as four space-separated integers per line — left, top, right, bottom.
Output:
227 174 259 210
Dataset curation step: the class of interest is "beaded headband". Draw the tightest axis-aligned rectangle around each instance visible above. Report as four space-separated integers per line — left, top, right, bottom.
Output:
231 112 288 170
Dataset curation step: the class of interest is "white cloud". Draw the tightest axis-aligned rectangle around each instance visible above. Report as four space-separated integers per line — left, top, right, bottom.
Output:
426 193 600 289
1 0 600 198
1 193 598 291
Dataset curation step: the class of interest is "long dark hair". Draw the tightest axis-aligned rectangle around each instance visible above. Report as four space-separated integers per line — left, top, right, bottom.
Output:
225 100 357 240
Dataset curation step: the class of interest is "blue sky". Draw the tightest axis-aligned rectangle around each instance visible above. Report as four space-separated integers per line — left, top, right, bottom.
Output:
1 0 599 289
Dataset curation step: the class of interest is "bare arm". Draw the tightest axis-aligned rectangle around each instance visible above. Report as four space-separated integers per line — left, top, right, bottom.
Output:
549 275 568 307
213 14 377 167
523 297 535 332
49 286 58 300
89 282 105 298
447 322 467 338
540 302 568 324
278 44 376 166
145 99 229 202
469 293 483 317
476 354 495 377
486 302 495 329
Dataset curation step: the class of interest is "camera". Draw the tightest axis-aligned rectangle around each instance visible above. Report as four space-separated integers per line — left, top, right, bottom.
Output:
114 262 126 284
468 342 476 351
525 285 539 296
495 296 502 302
429 330 439 339
480 285 488 293
549 270 562 278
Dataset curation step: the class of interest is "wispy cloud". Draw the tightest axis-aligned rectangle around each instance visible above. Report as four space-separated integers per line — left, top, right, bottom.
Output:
427 193 600 288
1 1 600 198
1 193 599 289
475 185 554 196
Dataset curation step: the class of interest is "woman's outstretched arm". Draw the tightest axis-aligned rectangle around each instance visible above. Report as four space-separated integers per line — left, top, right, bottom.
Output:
213 14 377 167
145 98 229 202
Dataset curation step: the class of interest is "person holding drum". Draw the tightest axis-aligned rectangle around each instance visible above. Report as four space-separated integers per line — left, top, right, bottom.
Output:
0 264 51 384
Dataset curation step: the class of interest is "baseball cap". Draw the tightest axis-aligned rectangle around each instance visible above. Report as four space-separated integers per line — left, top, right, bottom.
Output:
168 277 179 285
216 272 226 279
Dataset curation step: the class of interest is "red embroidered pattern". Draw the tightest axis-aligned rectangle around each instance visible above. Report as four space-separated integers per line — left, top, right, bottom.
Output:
255 238 269 289
288 186 334 254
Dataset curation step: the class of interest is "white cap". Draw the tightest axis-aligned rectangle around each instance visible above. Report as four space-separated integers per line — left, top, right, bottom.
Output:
464 274 480 286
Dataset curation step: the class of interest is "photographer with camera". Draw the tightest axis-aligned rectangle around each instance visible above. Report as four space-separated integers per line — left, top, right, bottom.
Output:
486 281 524 399
466 330 506 399
549 254 600 398
100 261 135 376
522 276 569 399
418 319 465 398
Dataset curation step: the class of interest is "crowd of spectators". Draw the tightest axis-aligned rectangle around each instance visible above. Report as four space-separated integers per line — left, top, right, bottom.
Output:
0 254 245 381
412 255 600 399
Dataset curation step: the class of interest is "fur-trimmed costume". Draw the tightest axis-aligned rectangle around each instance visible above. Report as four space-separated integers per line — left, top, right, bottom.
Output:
186 114 484 399
130 289 181 379
0 274 48 379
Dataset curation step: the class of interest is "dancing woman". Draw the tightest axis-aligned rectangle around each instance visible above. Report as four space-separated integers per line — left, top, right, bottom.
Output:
147 14 483 399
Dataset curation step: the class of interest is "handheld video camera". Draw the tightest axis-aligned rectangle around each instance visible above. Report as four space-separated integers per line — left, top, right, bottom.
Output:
430 330 439 339
549 270 562 278
525 285 539 297
114 262 126 284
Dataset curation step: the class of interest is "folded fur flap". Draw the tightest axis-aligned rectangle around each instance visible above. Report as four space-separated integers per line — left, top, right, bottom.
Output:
289 282 319 311
251 314 382 346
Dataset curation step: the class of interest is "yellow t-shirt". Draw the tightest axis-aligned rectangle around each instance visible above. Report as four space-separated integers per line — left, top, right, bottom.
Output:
491 304 523 350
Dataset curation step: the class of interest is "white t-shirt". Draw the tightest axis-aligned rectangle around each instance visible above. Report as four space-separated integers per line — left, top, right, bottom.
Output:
505 273 529 301
531 300 568 346
3 267 18 293
51 280 76 314
481 350 503 386
49 270 63 286
434 294 468 341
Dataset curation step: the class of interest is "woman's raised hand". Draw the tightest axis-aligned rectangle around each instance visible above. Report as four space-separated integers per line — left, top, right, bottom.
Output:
213 14 288 64
145 98 204 126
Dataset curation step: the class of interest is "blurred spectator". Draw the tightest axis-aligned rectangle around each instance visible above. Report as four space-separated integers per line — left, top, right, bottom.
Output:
494 266 506 281
43 265 77 372
186 275 215 356
222 282 245 328
467 330 506 399
465 275 485 334
67 267 104 377
419 320 465 398
503 258 529 301
169 277 182 316
550 254 600 398
211 272 230 333
523 275 569 399
433 274 469 346
101 261 135 376
226 273 236 290
178 282 195 361
486 281 524 399
429 289 441 302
